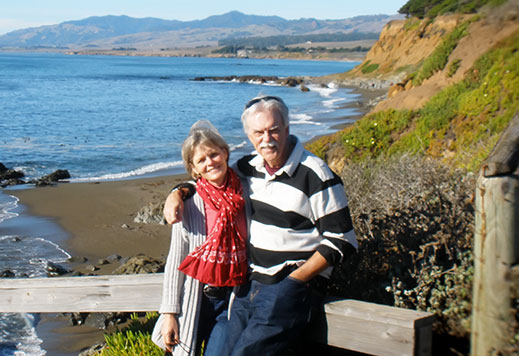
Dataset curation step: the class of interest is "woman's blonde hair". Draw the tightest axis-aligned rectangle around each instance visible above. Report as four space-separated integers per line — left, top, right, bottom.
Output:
181 120 229 179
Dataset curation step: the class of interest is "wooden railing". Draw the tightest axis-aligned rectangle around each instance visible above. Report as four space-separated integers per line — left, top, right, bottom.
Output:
472 113 519 355
0 273 434 356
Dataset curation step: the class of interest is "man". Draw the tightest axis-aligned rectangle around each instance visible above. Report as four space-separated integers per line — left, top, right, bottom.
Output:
164 95 357 355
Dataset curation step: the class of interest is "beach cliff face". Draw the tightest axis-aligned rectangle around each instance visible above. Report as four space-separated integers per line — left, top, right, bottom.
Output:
315 2 519 173
329 5 519 111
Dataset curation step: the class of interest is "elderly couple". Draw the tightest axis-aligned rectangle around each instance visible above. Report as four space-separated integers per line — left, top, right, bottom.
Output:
152 95 358 356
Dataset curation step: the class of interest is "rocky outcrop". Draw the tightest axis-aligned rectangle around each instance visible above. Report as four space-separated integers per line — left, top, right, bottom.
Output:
34 169 71 186
0 163 25 187
134 201 166 225
192 75 307 88
0 163 71 188
111 254 165 275
45 261 72 277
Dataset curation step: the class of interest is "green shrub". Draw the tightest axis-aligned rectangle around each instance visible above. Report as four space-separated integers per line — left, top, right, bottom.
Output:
447 58 462 77
332 156 475 341
360 60 380 74
413 19 473 86
399 0 508 18
340 109 414 161
100 313 163 356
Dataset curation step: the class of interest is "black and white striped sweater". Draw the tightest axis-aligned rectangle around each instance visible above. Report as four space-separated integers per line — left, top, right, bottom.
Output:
234 136 357 284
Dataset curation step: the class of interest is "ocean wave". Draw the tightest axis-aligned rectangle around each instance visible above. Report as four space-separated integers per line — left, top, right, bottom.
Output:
0 195 19 224
0 234 69 356
0 313 44 356
323 98 347 108
71 160 185 182
0 235 71 278
229 140 248 151
290 113 321 126
308 83 338 97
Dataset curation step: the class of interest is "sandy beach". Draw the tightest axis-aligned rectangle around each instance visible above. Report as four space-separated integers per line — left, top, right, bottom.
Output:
3 83 385 355
8 174 190 355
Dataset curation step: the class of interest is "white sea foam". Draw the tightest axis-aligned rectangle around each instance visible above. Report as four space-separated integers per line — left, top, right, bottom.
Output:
308 83 338 97
323 98 346 108
71 160 185 182
290 113 321 126
0 235 71 278
0 235 69 356
0 313 45 356
229 140 248 151
0 195 19 224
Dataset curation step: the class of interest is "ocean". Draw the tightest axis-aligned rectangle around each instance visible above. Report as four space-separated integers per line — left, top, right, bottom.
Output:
0 52 361 355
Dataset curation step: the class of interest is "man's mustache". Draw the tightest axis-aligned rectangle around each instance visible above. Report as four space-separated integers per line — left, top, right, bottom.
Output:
259 142 277 149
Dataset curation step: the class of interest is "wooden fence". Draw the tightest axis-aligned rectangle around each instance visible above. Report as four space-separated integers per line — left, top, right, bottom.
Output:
0 273 435 356
472 113 519 355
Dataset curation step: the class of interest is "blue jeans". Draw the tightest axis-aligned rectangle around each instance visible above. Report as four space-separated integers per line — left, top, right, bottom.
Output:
197 291 230 356
223 277 314 356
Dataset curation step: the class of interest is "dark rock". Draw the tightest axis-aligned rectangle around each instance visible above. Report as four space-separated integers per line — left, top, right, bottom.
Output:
67 256 88 263
1 178 26 187
66 312 88 326
85 265 99 272
134 201 166 225
0 166 24 180
83 313 110 329
280 77 303 87
79 341 106 356
112 254 165 275
106 254 122 263
190 75 306 89
46 261 71 277
301 85 310 92
34 169 71 187
0 270 15 278
0 163 26 187
43 169 71 181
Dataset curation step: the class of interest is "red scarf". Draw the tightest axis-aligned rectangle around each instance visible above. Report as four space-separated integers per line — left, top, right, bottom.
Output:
178 168 248 287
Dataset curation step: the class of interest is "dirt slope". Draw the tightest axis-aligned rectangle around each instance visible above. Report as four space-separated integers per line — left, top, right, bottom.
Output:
343 2 519 113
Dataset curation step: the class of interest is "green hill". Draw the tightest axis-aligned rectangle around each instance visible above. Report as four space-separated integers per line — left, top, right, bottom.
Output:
307 1 519 354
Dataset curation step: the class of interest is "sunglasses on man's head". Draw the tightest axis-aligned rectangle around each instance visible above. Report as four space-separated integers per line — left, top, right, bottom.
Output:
244 96 284 109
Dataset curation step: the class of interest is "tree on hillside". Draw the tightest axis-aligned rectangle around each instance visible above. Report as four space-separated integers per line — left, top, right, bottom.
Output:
399 0 444 18
398 0 507 18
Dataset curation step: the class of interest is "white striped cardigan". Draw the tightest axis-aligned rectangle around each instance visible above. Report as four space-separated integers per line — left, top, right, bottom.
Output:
152 193 207 356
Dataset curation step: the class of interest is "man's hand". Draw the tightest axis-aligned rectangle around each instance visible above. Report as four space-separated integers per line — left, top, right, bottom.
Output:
161 313 180 352
163 189 185 224
289 251 329 283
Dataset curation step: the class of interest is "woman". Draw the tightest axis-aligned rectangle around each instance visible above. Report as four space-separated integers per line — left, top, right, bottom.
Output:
152 120 248 356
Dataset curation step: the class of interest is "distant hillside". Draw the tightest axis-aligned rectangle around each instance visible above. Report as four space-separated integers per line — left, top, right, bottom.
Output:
0 11 402 50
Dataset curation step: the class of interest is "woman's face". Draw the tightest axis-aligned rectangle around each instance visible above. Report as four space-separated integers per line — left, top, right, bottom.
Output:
191 143 229 187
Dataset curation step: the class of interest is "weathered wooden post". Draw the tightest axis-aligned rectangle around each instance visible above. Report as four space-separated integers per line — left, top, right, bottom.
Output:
472 114 519 355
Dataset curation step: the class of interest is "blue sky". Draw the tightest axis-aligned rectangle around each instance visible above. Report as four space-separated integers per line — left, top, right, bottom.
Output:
0 0 409 35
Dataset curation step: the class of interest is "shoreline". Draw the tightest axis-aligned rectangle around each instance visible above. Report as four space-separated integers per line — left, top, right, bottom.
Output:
6 174 190 356
3 80 384 355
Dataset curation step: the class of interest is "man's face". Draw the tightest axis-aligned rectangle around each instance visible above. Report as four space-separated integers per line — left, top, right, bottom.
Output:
246 108 289 168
